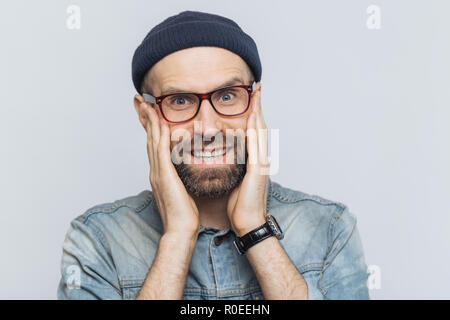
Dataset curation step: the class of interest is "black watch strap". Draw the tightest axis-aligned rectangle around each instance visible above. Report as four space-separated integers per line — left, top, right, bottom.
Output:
233 222 273 255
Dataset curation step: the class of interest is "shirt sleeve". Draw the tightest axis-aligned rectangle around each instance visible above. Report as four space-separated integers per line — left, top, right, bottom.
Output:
57 218 123 300
316 206 370 300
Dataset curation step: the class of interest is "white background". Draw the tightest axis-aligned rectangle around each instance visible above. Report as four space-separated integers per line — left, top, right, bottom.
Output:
1 0 449 299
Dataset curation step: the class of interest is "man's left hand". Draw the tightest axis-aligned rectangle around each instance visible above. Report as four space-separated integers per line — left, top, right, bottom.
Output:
227 83 270 237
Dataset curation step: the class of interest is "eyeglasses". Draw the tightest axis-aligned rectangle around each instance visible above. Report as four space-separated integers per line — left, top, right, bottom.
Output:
143 82 256 123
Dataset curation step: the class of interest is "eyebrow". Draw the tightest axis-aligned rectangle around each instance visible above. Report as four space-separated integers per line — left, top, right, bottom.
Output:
160 76 247 96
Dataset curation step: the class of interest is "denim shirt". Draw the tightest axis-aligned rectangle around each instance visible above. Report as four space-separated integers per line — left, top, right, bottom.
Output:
57 178 370 300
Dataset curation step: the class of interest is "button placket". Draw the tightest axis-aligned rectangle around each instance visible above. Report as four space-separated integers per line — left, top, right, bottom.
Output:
210 231 241 296
214 233 230 246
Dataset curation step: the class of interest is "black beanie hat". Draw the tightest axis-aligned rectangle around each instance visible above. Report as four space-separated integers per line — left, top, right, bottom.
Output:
131 10 262 94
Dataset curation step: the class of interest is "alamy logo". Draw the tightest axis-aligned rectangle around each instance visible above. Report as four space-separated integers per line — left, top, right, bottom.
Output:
367 264 381 290
66 5 81 30
366 5 381 30
169 123 280 175
66 265 81 289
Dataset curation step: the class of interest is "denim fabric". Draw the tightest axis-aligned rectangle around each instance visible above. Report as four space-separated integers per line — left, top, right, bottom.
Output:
57 178 370 300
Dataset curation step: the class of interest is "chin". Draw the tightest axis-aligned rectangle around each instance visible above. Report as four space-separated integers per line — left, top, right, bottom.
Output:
173 162 246 198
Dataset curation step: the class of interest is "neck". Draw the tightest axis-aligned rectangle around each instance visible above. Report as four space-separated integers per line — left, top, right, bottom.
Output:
193 194 230 230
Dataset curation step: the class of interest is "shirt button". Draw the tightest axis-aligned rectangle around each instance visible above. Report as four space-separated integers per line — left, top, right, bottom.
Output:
214 236 223 246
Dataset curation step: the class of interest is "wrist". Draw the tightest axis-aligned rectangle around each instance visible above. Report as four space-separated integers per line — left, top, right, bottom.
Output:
233 215 267 237
162 230 199 245
164 223 200 239
232 214 284 255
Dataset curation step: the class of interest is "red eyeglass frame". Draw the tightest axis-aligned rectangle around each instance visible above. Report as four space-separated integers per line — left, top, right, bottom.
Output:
142 82 256 124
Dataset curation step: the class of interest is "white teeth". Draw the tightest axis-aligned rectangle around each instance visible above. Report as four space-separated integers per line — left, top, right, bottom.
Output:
212 149 225 157
193 148 226 158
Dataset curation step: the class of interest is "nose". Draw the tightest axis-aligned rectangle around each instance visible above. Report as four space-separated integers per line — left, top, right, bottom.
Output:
194 98 223 141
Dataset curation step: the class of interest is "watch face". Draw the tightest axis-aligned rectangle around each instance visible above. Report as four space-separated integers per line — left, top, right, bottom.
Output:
267 215 284 240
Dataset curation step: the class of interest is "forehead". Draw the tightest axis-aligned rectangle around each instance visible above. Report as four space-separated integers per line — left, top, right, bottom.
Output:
148 47 252 95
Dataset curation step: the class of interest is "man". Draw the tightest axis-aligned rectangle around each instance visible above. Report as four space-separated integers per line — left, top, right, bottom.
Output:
57 10 370 300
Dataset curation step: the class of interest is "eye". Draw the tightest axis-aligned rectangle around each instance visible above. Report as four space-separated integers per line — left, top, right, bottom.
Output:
221 93 234 101
168 94 196 107
171 96 187 105
218 90 236 102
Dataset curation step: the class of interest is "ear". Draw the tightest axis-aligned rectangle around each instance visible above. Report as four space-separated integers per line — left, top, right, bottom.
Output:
255 81 261 92
249 81 262 111
133 94 149 131
251 81 262 98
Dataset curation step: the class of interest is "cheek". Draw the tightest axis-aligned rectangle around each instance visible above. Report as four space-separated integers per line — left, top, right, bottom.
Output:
228 118 248 131
168 125 193 150
223 120 248 148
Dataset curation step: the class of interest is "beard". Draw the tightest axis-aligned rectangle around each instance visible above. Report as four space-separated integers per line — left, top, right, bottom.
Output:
173 156 246 199
172 137 247 198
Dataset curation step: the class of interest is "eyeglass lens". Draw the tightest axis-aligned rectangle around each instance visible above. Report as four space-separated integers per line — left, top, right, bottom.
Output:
161 87 249 122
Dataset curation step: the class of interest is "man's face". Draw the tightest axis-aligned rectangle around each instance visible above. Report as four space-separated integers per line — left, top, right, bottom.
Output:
142 47 256 198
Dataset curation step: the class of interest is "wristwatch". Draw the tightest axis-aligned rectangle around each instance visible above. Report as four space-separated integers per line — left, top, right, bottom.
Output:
233 214 284 255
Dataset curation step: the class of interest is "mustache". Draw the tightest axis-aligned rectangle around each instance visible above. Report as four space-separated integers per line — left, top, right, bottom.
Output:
170 129 247 164
171 130 246 151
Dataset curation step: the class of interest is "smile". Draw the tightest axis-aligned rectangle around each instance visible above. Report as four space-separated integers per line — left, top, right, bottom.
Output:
192 148 227 159
189 146 234 166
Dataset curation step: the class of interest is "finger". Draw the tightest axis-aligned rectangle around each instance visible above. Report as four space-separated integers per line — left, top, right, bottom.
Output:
147 104 161 147
143 103 156 168
254 90 269 168
254 88 266 129
144 103 161 171
246 112 259 171
158 118 172 168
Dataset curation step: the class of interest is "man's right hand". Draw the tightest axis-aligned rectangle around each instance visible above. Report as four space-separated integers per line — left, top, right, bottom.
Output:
142 101 200 238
